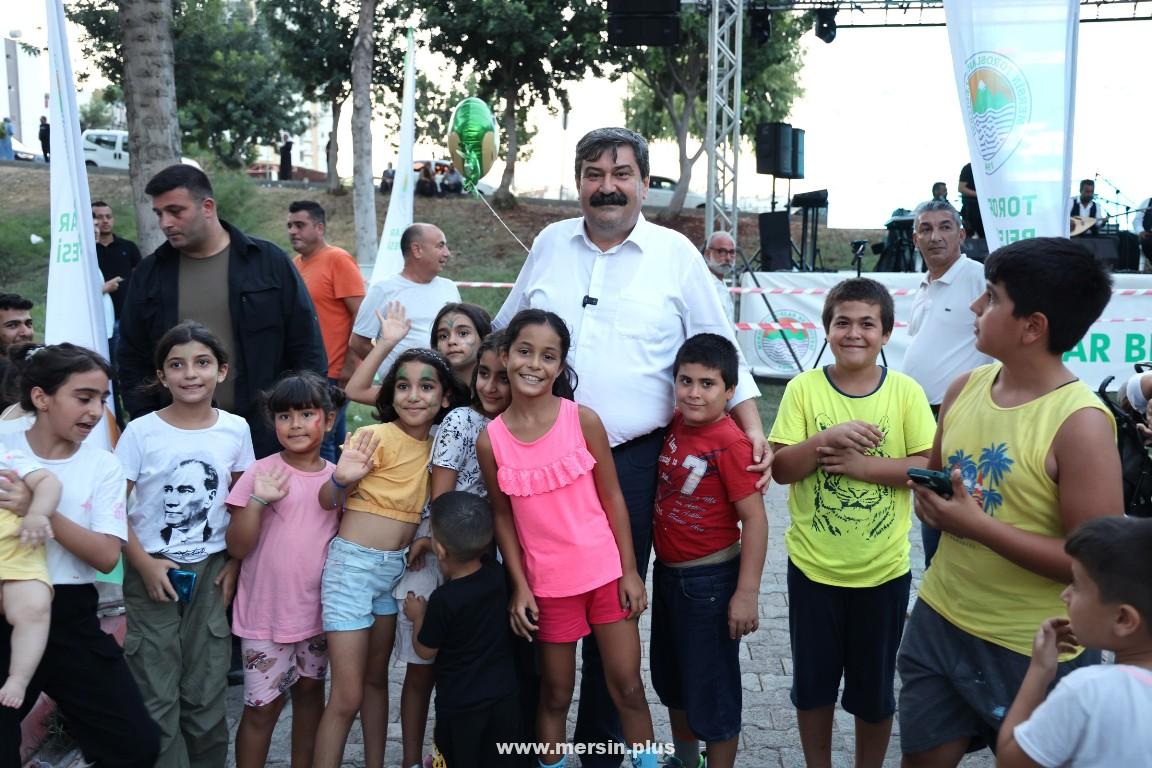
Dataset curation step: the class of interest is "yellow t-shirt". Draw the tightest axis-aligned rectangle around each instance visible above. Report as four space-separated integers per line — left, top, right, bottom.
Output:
769 367 935 587
343 422 431 525
917 363 1114 656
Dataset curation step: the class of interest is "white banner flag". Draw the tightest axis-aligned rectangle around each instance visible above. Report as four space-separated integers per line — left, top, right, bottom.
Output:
944 0 1079 246
44 0 110 450
371 28 416 285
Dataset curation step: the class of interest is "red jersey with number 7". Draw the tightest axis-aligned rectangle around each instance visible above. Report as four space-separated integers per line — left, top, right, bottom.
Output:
654 411 760 564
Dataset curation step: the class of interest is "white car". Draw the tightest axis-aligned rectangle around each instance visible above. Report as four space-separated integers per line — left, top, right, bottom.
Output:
11 138 44 162
644 175 706 209
82 129 200 170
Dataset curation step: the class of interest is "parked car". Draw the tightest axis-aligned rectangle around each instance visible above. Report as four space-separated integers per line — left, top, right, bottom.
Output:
81 129 200 170
11 138 44 162
644 175 706 209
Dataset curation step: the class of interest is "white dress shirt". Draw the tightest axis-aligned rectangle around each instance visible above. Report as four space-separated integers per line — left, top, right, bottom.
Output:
901 256 992 405
493 216 759 446
712 273 735 322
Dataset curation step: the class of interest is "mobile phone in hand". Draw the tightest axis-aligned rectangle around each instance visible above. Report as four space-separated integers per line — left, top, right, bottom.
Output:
907 468 953 498
168 569 197 603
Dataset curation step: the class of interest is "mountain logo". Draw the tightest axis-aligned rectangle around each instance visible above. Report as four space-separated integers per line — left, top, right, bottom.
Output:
964 51 1031 174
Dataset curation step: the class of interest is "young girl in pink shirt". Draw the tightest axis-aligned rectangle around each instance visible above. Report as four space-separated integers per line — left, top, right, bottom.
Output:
476 309 659 768
225 371 344 768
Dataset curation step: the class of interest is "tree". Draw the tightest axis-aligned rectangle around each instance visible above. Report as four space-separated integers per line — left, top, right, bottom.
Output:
350 0 378 261
623 10 806 218
68 0 307 169
118 0 182 253
416 0 619 208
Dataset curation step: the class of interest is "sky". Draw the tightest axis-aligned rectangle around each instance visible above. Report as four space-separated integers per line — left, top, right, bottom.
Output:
8 5 1151 230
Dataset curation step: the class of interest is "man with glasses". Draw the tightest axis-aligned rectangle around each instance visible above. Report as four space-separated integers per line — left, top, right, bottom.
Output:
703 231 738 320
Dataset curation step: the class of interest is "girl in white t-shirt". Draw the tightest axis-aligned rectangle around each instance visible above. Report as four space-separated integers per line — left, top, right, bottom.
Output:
0 343 158 767
225 371 342 768
115 321 254 768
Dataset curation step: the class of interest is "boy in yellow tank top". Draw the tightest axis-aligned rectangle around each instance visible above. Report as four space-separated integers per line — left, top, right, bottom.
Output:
898 237 1124 766
769 278 936 768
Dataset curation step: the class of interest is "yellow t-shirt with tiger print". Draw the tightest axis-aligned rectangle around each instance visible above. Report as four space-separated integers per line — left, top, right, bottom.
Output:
769 366 936 587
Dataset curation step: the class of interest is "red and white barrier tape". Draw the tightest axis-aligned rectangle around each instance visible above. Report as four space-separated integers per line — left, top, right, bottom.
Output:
735 317 1151 333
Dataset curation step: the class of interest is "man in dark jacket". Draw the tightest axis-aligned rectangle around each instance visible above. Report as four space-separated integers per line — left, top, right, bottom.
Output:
117 164 326 457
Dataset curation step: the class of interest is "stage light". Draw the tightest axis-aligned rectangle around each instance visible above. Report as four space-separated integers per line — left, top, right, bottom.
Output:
814 7 837 44
749 3 772 46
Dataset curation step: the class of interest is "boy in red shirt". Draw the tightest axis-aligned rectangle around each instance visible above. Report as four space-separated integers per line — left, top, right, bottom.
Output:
652 333 769 768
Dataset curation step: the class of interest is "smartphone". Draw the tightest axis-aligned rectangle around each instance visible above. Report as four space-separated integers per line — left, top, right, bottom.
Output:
168 569 198 603
907 468 953 498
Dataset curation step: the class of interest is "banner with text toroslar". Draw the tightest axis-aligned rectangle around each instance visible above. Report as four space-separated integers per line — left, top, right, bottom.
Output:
737 271 1152 389
944 0 1079 245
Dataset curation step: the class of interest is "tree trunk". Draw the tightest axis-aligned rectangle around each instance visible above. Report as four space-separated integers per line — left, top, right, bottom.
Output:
351 0 378 261
119 0 182 254
327 96 343 193
493 89 518 210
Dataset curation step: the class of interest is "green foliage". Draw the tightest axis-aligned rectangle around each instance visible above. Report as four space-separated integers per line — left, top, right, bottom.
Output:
261 0 357 109
67 0 307 168
623 10 806 143
79 86 124 131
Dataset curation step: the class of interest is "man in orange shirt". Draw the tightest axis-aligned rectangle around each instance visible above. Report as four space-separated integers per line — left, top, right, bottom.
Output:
288 200 366 460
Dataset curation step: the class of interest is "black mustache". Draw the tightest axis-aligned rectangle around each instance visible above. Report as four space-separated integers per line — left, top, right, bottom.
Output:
590 192 628 207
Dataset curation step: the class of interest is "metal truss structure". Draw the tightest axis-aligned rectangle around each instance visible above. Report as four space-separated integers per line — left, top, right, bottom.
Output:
773 1 1152 27
703 0 745 243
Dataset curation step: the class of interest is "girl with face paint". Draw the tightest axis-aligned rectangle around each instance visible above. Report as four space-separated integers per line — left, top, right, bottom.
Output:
430 302 492 388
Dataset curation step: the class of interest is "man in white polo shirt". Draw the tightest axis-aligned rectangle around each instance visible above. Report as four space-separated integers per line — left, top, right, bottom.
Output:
901 199 991 566
494 126 767 767
349 222 460 376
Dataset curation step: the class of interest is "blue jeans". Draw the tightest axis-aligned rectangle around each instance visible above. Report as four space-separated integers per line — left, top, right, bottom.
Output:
573 427 665 767
319 377 347 463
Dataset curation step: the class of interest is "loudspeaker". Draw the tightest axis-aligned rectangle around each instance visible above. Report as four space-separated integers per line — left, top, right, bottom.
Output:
759 211 792 270
608 0 678 11
608 0 680 46
789 128 805 180
755 123 793 177
608 14 680 46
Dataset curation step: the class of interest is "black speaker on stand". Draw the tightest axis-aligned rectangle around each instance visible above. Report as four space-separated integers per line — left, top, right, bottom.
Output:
607 0 680 46
755 122 794 177
759 211 794 271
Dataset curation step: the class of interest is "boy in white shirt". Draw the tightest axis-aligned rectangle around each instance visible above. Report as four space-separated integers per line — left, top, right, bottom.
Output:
997 516 1152 767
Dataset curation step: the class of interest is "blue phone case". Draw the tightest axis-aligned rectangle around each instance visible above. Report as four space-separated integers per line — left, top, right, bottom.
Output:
168 569 197 603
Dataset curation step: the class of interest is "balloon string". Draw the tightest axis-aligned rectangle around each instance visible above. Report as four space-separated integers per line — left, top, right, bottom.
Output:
470 185 531 254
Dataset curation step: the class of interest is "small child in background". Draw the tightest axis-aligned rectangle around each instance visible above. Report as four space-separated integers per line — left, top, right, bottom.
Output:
312 349 467 768
403 491 520 767
997 516 1152 767
0 445 60 708
225 372 344 767
430 303 492 387
394 331 510 768
769 278 935 768
652 334 769 768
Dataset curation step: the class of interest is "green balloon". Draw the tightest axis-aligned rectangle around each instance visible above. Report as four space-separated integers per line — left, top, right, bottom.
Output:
448 97 499 189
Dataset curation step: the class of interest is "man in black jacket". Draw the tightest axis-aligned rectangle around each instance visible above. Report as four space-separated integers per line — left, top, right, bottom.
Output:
117 164 326 457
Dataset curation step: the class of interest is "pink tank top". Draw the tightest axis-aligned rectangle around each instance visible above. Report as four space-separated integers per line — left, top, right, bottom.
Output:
486 398 623 598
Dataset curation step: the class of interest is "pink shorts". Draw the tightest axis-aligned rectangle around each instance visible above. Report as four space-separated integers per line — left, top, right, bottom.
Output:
535 579 629 643
241 635 328 707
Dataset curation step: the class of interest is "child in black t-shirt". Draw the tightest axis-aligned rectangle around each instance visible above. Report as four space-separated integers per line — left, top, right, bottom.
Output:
403 491 520 767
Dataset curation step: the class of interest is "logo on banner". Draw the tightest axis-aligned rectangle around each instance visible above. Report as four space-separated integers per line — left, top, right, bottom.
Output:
964 51 1031 174
753 309 818 374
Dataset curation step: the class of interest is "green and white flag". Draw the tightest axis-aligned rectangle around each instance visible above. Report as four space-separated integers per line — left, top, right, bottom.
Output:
945 0 1079 245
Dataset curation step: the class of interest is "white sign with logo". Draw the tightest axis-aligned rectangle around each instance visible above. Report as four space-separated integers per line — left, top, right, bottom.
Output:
737 271 1152 390
944 0 1079 246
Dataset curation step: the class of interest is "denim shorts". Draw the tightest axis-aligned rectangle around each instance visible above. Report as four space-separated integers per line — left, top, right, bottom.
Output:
787 559 911 723
650 557 742 742
321 537 407 631
897 599 1101 755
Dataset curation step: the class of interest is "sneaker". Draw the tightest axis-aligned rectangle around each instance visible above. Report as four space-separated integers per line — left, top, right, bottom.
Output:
663 756 706 768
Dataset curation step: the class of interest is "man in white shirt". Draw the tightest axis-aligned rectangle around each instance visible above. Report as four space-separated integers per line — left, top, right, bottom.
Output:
349 223 461 376
901 199 991 565
1070 178 1106 236
703 230 737 321
493 126 767 767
